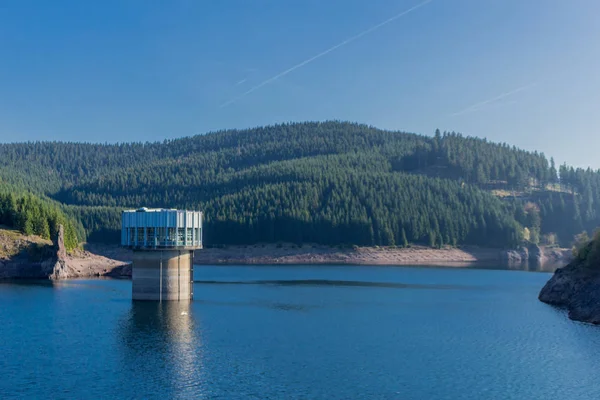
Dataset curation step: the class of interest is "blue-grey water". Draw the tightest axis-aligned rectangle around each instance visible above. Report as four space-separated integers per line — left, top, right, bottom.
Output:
1 265 599 400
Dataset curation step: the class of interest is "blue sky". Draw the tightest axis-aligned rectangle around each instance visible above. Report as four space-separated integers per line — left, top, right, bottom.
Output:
0 0 599 168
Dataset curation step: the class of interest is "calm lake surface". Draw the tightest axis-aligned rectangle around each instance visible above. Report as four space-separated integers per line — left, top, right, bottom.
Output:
1 265 600 399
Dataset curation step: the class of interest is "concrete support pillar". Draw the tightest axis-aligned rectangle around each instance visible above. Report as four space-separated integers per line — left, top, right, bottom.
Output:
132 250 193 301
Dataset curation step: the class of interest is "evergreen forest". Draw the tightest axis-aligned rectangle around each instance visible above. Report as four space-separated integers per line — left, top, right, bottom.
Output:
0 121 598 249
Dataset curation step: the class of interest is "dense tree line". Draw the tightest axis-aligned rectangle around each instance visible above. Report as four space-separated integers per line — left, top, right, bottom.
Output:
56 152 526 247
0 189 82 250
0 121 598 248
394 129 553 188
199 171 523 248
533 164 600 244
66 181 523 248
0 122 552 193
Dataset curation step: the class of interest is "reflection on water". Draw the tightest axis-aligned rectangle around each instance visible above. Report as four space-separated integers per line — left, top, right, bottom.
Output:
119 301 207 398
122 301 193 340
469 260 565 273
522 260 566 272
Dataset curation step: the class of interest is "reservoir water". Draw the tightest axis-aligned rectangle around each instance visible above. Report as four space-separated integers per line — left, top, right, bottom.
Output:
1 265 599 399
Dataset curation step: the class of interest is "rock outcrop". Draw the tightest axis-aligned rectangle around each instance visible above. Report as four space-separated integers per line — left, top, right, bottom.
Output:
501 247 529 265
43 225 77 280
499 245 571 272
539 245 600 324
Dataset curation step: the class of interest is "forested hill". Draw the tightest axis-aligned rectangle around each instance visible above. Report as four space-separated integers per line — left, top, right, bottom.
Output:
0 121 598 248
0 184 82 251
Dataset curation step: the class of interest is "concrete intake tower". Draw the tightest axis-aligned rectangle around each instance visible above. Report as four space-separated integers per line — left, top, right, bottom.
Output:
121 208 203 301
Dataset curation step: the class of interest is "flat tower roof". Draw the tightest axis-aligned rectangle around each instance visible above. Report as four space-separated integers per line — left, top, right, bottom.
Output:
123 207 180 213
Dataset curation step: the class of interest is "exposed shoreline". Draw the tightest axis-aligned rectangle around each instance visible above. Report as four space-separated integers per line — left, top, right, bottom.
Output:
2 226 573 280
539 238 600 324
87 243 572 271
195 245 502 266
539 257 600 324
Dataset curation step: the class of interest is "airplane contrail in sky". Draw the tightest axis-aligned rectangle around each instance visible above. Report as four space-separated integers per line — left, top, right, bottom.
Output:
220 0 434 108
450 83 537 116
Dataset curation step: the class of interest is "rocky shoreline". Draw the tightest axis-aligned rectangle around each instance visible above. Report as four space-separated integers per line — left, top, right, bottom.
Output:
539 241 600 324
193 244 571 269
0 226 130 280
87 242 570 269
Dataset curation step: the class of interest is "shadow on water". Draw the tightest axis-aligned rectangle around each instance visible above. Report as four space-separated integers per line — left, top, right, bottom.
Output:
117 301 208 397
194 279 474 290
0 279 56 288
0 278 125 290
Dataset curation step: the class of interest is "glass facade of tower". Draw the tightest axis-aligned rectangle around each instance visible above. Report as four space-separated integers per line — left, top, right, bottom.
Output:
121 208 202 249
